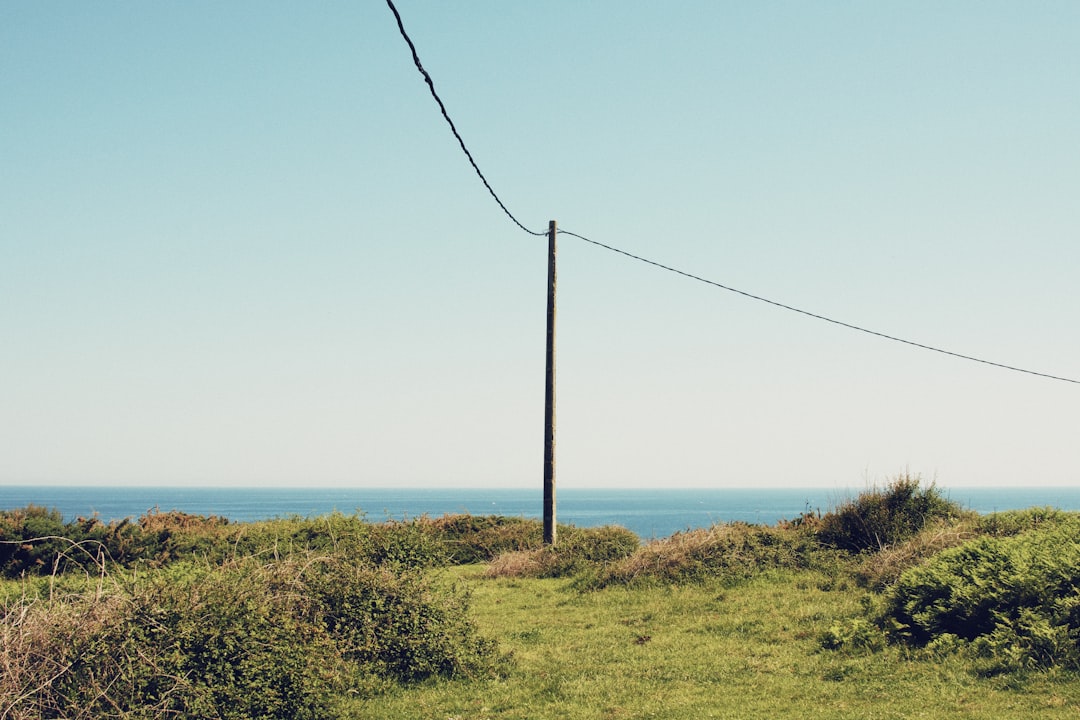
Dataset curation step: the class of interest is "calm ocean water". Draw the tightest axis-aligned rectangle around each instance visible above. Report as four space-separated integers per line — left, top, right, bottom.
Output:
3 485 1079 540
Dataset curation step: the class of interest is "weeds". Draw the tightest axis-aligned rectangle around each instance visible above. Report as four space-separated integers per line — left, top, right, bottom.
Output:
1 552 502 719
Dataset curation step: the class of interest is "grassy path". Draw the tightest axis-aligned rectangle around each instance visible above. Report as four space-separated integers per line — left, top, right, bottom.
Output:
349 568 1080 719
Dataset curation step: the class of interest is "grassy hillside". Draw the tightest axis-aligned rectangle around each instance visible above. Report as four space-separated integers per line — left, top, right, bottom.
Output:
3 476 1080 718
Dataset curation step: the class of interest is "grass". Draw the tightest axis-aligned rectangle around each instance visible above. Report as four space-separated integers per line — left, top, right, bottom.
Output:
346 567 1080 719
6 480 1080 718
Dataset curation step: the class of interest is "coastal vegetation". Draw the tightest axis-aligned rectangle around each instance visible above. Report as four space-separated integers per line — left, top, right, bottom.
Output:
2 474 1079 718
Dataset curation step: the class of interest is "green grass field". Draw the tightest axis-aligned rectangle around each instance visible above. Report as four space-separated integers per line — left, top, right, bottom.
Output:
348 567 1080 719
5 480 1080 719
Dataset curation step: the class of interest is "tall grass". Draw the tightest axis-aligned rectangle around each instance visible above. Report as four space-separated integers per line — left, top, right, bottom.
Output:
815 473 969 553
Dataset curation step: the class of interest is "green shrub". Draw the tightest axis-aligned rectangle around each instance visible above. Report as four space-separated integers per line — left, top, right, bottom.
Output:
231 513 447 569
586 522 834 589
3 561 341 719
485 524 641 580
881 516 1080 670
1 553 502 719
0 506 233 577
536 524 640 578
559 524 641 563
0 508 453 579
853 517 976 591
0 506 147 577
0 505 70 575
970 608 1080 675
301 556 501 683
817 474 966 554
819 618 887 654
415 514 544 564
132 508 233 565
973 507 1071 538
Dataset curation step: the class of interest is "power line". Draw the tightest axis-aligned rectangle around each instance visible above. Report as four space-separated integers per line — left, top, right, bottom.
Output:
384 0 545 237
559 228 1080 386
384 1 1077 387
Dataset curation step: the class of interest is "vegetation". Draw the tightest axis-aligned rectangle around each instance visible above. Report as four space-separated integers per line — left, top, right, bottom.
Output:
3 474 1080 718
485 524 640 580
353 567 1080 719
814 473 969 553
1 553 502 718
881 514 1080 674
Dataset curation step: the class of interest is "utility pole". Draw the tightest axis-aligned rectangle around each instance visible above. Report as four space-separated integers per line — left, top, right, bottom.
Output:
543 220 557 546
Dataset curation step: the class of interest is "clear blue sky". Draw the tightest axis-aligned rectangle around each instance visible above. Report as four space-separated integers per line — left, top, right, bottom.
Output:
2 1 1077 490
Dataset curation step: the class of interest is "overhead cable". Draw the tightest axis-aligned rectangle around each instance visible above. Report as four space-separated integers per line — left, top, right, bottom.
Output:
559 229 1080 386
384 0 545 236
384 1 1076 386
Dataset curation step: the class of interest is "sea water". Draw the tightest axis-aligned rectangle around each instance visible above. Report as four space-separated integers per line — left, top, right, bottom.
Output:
3 485 1080 540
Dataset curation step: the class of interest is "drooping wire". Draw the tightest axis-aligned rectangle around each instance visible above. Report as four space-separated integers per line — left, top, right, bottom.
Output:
383 1 1075 386
384 0 545 237
559 228 1080 385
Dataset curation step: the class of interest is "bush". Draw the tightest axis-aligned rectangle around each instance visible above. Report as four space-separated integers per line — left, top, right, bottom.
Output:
0 508 452 579
973 507 1070 538
880 516 1080 670
419 514 544 564
2 562 340 720
852 507 1080 592
485 524 640 579
132 508 233 565
0 505 71 575
301 556 501 683
816 474 966 554
0 553 502 719
586 522 833 589
0 506 232 577
819 618 887 655
853 517 976 591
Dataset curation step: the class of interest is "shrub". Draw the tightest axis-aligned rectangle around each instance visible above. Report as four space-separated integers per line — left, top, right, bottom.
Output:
484 524 640 580
485 549 546 578
0 553 502 719
973 507 1070 538
816 474 967 554
0 508 453 579
418 514 543 564
132 508 233 565
819 618 887 654
2 562 340 720
587 522 832 588
880 516 1080 670
248 513 448 569
970 608 1080 674
853 517 977 591
0 505 70 575
0 506 233 577
301 556 501 683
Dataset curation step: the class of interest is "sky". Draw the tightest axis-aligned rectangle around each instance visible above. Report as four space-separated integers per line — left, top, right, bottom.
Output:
2 1 1078 491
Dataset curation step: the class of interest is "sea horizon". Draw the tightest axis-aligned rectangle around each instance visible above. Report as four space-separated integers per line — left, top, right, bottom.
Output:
4 484 1079 540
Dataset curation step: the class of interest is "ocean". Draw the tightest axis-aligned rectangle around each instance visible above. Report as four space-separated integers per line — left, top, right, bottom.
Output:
3 485 1080 540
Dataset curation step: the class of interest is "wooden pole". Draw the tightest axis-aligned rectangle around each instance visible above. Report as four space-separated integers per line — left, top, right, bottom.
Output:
543 220 557 546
